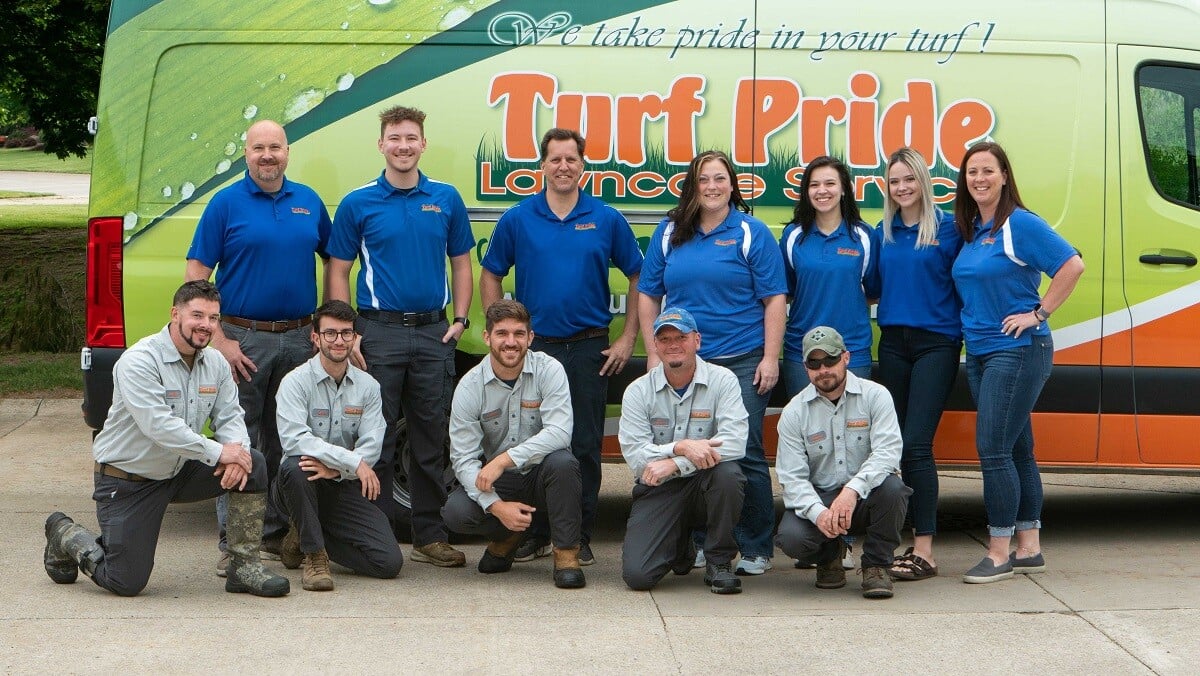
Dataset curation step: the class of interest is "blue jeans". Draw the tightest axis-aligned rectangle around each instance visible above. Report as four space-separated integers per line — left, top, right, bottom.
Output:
707 349 774 559
965 335 1053 537
782 359 873 400
877 326 961 536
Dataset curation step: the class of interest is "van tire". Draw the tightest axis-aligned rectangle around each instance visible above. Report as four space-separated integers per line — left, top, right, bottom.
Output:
390 416 457 543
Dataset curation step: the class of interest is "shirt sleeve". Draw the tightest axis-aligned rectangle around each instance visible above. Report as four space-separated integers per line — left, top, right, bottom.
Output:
480 211 516 277
779 223 799 298
327 193 362 262
1010 209 1078 276
274 372 362 476
448 373 500 510
709 369 748 463
844 384 903 499
775 401 827 524
862 223 882 299
347 378 386 478
115 351 223 466
315 200 333 260
207 357 251 450
746 219 789 300
186 193 227 267
506 359 573 468
446 189 475 258
636 219 669 296
609 210 644 277
617 378 678 481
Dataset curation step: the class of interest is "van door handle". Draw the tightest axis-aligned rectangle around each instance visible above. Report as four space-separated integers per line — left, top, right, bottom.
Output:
1139 253 1197 266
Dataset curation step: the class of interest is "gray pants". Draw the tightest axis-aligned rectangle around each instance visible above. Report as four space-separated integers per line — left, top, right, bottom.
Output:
216 322 313 547
441 449 581 547
92 451 269 597
359 316 455 546
775 474 911 568
274 456 403 579
622 461 745 591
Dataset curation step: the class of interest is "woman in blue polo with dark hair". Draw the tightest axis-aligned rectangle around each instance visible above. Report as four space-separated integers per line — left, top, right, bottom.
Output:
638 149 787 577
952 141 1085 584
780 155 880 398
874 147 963 582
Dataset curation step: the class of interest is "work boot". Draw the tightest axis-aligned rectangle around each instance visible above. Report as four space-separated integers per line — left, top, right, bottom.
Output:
815 540 848 589
861 566 894 599
552 545 586 589
411 542 467 568
224 492 290 597
478 531 526 574
301 549 335 591
280 521 302 570
44 512 102 584
703 561 742 594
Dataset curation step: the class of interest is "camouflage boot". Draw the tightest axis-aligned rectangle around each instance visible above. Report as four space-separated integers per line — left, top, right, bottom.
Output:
224 492 290 598
44 512 105 584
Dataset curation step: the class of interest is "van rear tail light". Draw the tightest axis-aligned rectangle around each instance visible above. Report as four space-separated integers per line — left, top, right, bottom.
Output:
86 217 125 348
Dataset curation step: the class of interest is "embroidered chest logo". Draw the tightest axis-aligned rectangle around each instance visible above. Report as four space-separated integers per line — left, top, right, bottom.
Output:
836 247 861 257
574 222 596 231
650 417 669 426
520 400 541 409
689 410 711 419
847 418 870 428
313 408 330 418
714 238 737 246
807 431 827 443
198 385 218 395
930 238 941 246
165 389 182 399
291 207 311 215
343 406 363 416
482 409 502 422
981 237 996 245
421 203 442 213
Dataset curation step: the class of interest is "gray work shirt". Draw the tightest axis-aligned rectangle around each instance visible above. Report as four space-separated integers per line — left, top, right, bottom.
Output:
618 357 747 484
92 325 248 480
776 372 902 524
275 354 385 480
449 350 573 510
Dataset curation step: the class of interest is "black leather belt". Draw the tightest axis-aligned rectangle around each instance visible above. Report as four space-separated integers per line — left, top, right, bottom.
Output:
222 315 312 333
539 327 609 344
359 309 445 326
94 462 149 482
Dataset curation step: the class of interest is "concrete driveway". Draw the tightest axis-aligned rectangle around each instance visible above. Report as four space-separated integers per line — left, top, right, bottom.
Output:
2 398 1198 674
0 171 89 205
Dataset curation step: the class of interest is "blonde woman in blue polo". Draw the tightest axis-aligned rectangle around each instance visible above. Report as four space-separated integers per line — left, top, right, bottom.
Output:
638 150 787 576
951 141 1084 584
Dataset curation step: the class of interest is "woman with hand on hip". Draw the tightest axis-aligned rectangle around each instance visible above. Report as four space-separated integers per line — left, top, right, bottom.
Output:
780 155 880 398
637 150 788 577
874 148 963 582
951 141 1084 584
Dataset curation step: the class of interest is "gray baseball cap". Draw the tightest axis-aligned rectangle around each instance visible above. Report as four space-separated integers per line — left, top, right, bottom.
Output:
801 325 846 360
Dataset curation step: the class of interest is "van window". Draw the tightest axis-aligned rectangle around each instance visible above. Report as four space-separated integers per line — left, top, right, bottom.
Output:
1137 64 1200 207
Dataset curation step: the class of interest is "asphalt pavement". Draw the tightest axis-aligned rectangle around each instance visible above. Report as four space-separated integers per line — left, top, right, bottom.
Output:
2 397 1198 674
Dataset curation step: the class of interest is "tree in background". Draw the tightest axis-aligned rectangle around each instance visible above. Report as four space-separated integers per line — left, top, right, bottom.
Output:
0 0 109 158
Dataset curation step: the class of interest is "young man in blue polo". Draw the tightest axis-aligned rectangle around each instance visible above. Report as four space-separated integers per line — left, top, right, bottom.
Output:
328 105 474 568
479 128 644 566
186 119 332 574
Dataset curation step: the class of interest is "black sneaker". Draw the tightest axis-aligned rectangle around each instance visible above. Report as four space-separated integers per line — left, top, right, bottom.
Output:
703 561 742 594
512 536 551 562
578 542 595 567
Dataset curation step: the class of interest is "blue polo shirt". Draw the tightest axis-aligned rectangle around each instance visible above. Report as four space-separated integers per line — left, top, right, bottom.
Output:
187 172 331 320
875 209 963 339
329 171 474 313
638 209 787 360
779 220 880 368
481 190 643 338
951 208 1077 355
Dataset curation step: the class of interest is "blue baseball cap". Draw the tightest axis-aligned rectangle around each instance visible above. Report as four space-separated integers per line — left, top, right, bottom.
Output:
653 307 698 335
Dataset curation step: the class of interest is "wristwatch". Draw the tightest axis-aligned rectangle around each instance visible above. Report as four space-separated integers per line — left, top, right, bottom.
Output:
1033 304 1050 322
453 316 471 329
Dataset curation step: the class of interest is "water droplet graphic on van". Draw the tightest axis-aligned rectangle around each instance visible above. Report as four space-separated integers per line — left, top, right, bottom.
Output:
336 73 355 91
282 88 327 123
340 22 349 30
188 132 198 140
123 212 138 230
216 159 232 173
242 105 259 120
441 6 472 29
367 0 391 6
224 142 237 156
161 186 172 198
181 182 195 199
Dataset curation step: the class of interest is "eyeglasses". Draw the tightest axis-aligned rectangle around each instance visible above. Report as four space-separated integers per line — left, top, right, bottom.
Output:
804 354 841 370
319 329 356 342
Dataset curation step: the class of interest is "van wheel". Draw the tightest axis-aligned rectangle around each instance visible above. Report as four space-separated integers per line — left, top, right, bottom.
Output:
390 416 457 543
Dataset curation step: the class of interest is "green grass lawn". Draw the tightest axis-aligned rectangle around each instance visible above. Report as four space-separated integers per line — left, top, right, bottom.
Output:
0 190 51 199
0 351 82 397
0 204 87 229
0 147 91 173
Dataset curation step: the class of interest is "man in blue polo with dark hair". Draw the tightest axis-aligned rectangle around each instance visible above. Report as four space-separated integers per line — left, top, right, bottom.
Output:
328 105 474 568
479 127 644 566
186 119 332 575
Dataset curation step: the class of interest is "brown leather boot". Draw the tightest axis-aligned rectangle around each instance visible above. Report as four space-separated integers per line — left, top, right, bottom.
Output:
552 545 586 589
301 549 334 591
478 531 526 574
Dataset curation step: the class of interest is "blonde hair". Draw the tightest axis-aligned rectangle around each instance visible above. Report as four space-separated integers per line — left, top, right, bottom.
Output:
882 147 939 248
